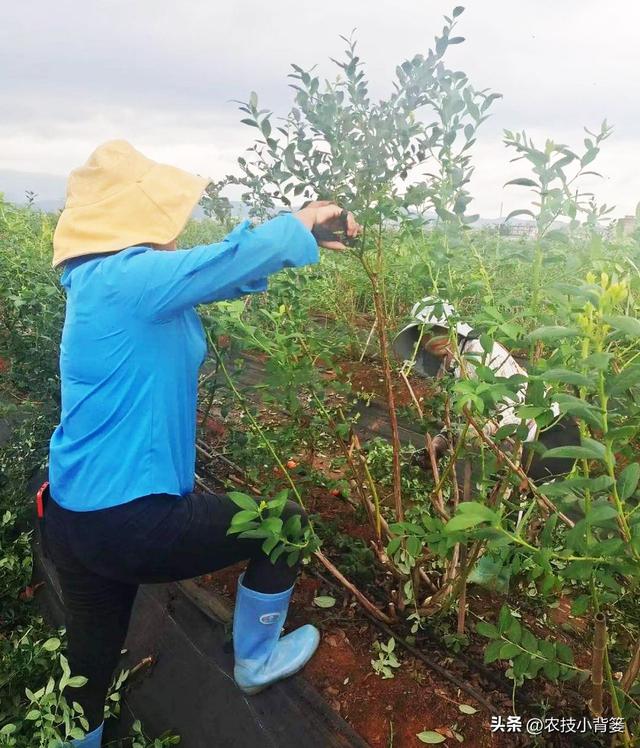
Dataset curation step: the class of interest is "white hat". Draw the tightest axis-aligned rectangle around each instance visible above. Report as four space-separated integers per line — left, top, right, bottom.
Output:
410 297 474 337
392 297 473 377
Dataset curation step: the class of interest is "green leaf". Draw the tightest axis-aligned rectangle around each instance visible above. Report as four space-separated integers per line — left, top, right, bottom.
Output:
604 315 640 337
417 731 446 743
554 393 604 429
543 659 560 681
284 144 297 172
606 364 640 395
238 528 271 540
484 639 504 663
504 209 535 222
538 639 555 660
571 595 591 616
498 605 512 633
505 177 538 188
494 423 518 440
227 521 257 536
458 704 477 714
521 629 538 653
452 6 465 17
228 492 259 512
545 229 569 244
66 676 88 688
231 509 260 525
618 463 640 500
44 677 54 696
260 118 272 138
287 549 300 567
608 426 636 444
476 621 500 639
507 619 522 644
540 369 594 387
581 148 599 167
445 514 484 532
573 475 613 493
406 535 422 557
582 437 607 459
562 560 593 581
262 536 280 555
387 537 401 556
42 637 61 652
268 489 289 508
588 502 618 525
499 642 521 659
25 710 40 720
540 475 613 497
313 596 336 609
527 326 579 343
555 642 574 665
261 517 283 535
543 444 604 461
283 513 303 539
435 36 448 56
445 502 497 533
582 352 613 371
513 653 532 678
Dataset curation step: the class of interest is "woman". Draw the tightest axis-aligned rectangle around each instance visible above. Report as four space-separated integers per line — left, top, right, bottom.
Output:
393 297 579 482
42 140 360 747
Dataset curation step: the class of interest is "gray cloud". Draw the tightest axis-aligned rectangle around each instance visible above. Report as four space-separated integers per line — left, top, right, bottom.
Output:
1 0 639 216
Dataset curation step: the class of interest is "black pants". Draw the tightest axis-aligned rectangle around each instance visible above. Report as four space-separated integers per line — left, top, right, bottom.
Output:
42 491 306 731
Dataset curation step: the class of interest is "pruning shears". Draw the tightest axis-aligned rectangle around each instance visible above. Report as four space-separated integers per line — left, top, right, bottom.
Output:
303 204 357 247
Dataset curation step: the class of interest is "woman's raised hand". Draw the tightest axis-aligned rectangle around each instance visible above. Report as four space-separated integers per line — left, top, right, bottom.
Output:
294 200 361 250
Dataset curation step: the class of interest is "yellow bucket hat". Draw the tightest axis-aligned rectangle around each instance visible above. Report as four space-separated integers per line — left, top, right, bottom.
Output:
52 140 211 267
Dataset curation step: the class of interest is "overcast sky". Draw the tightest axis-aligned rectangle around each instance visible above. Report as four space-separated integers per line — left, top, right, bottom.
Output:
1 0 639 218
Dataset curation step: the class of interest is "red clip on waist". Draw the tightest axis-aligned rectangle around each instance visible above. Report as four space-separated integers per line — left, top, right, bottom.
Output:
36 482 49 519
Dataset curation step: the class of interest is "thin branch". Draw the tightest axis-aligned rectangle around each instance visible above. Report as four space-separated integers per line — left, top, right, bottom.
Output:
314 549 394 624
463 407 575 528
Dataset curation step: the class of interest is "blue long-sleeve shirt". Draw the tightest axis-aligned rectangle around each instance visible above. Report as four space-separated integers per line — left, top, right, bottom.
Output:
49 214 319 511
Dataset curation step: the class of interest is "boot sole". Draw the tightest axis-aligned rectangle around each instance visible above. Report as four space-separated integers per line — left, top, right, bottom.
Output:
236 660 309 696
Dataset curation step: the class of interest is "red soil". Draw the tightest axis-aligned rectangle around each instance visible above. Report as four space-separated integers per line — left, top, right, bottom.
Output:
194 353 592 747
197 471 592 747
337 358 436 411
198 565 510 748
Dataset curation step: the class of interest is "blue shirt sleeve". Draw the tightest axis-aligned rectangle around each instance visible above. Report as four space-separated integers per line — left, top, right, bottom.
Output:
112 213 319 321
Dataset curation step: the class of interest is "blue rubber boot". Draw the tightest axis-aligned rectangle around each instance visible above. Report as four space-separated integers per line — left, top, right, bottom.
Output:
70 723 103 747
233 574 320 695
